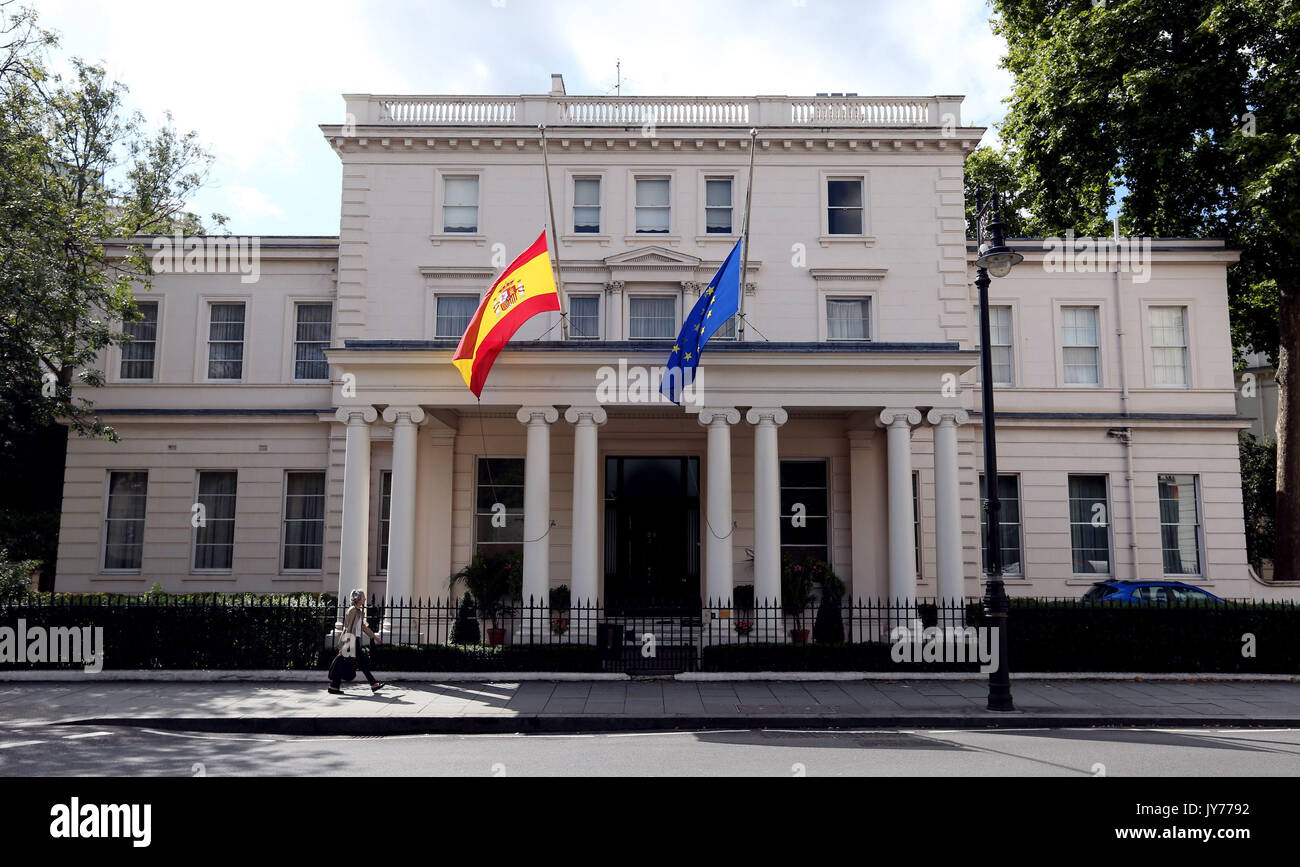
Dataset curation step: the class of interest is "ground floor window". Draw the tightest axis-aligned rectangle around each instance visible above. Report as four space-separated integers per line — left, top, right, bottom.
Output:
378 471 393 572
1158 474 1202 575
282 472 325 571
912 471 921 577
193 470 237 571
104 470 148 570
979 474 1023 576
1068 474 1111 574
476 458 525 559
780 459 828 564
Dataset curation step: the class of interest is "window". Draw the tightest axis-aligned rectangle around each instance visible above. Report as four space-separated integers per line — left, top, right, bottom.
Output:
442 176 479 233
1061 306 1101 385
573 177 601 234
712 311 737 340
635 177 671 234
120 301 158 380
436 295 478 338
1068 475 1111 574
827 298 871 340
294 303 332 380
104 471 147 570
1150 306 1190 386
207 302 246 380
629 296 675 339
1158 474 1202 575
569 295 600 339
912 472 921 577
282 472 325 571
193 471 237 571
476 458 525 558
979 474 1023 576
981 305 1014 386
780 460 829 563
705 178 733 234
378 471 393 573
827 178 864 235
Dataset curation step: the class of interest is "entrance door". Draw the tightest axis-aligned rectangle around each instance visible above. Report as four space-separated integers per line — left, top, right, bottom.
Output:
604 456 700 614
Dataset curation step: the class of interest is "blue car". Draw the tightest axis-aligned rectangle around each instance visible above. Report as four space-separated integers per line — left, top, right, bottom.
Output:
1082 580 1227 604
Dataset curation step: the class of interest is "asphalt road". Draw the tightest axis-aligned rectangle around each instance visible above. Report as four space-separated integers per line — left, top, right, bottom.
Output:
2 724 1299 776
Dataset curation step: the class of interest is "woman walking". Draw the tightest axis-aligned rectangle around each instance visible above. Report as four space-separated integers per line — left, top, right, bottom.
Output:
328 589 386 695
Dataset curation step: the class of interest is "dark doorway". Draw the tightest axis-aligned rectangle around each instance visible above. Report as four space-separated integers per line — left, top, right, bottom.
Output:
604 456 700 614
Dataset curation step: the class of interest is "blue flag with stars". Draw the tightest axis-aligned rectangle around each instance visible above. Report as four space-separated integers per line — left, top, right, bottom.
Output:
660 238 743 404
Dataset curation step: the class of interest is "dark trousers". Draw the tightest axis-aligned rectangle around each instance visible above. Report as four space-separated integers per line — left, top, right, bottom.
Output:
330 645 378 688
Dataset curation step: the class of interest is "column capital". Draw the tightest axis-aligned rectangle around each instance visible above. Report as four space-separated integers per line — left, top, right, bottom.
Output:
335 407 379 424
604 280 625 295
876 407 921 428
515 405 559 425
926 408 970 427
382 406 427 425
698 407 741 426
564 406 608 425
745 406 788 426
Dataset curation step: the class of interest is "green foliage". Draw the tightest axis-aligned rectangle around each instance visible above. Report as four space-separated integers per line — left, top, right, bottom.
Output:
450 552 523 620
779 553 816 616
548 584 570 611
963 146 1041 239
731 583 754 611
0 546 38 601
1239 432 1277 569
449 594 480 646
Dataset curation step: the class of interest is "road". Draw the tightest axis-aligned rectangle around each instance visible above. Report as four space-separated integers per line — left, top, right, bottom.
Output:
1 724 1298 776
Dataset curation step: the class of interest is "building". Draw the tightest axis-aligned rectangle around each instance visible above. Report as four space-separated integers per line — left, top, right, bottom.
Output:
1235 351 1279 441
54 75 1289 607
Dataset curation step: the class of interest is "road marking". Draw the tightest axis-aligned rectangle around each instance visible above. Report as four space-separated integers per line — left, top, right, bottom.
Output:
63 731 112 740
0 740 46 749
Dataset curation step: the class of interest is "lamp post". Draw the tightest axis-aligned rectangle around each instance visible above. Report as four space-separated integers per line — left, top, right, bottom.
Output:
974 190 1023 712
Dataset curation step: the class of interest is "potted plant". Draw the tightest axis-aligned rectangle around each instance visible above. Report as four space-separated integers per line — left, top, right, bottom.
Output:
449 593 480 646
781 554 816 644
450 551 522 646
549 584 571 635
732 584 755 635
811 560 846 645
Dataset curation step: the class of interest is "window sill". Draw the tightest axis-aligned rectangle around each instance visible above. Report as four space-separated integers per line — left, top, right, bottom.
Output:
624 235 681 245
93 572 142 579
695 234 740 244
819 235 876 247
430 234 487 246
277 572 325 578
186 573 236 581
561 234 612 245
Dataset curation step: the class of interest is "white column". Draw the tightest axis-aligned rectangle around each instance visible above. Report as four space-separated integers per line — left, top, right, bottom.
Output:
928 409 969 619
877 408 921 606
335 407 378 608
381 407 425 640
564 406 607 607
515 406 558 610
699 408 741 606
746 407 788 612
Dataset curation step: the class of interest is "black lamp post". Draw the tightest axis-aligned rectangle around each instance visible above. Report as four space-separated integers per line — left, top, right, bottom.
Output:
974 190 1023 712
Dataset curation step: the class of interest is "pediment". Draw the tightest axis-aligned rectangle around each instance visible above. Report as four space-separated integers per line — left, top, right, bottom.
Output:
603 246 703 269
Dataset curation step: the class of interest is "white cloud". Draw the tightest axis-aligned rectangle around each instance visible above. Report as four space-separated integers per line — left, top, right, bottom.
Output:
220 185 287 227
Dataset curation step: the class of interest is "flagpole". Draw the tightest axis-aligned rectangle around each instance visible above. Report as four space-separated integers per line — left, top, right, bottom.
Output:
737 127 758 341
538 124 568 340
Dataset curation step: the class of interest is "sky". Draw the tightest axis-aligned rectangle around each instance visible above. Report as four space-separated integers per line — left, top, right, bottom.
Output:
34 0 1011 236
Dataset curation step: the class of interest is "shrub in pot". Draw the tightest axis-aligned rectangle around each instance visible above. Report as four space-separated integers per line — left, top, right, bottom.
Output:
731 584 756 634
781 554 816 644
450 594 481 646
450 552 522 645
549 584 571 634
812 562 847 645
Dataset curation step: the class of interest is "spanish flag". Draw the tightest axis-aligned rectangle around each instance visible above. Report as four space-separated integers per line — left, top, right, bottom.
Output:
452 231 562 397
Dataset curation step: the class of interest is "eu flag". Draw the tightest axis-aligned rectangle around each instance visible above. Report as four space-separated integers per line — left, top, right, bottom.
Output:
660 239 743 404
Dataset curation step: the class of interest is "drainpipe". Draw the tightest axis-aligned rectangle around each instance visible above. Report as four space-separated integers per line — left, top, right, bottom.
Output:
1111 223 1141 579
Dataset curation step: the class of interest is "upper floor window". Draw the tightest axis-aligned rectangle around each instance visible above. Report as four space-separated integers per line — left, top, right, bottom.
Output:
573 177 601 234
121 301 158 380
103 470 147 571
207 302 246 380
827 297 871 340
1061 305 1101 386
282 471 325 571
985 305 1014 386
705 178 733 234
569 295 600 339
1150 306 1190 387
193 470 237 571
443 176 479 233
294 303 332 381
628 296 675 339
827 178 864 235
635 177 671 234
436 295 478 338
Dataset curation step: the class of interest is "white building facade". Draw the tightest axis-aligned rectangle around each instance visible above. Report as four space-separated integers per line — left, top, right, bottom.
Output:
55 77 1287 604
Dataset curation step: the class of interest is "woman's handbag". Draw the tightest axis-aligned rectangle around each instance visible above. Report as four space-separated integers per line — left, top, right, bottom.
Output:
329 651 357 682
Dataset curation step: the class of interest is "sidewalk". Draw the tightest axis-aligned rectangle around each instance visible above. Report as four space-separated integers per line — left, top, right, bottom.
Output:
4 678 1300 734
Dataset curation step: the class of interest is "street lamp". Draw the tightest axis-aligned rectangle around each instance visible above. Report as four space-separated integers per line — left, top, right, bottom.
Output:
974 190 1023 712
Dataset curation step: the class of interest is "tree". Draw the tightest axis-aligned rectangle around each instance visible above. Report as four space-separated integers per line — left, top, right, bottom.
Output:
0 2 221 578
988 0 1300 578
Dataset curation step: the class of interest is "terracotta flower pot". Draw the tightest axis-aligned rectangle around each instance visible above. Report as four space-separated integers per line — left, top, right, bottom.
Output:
486 627 506 647
790 628 810 645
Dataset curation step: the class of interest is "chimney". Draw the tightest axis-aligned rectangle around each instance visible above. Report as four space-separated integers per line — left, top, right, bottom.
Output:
550 73 566 96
